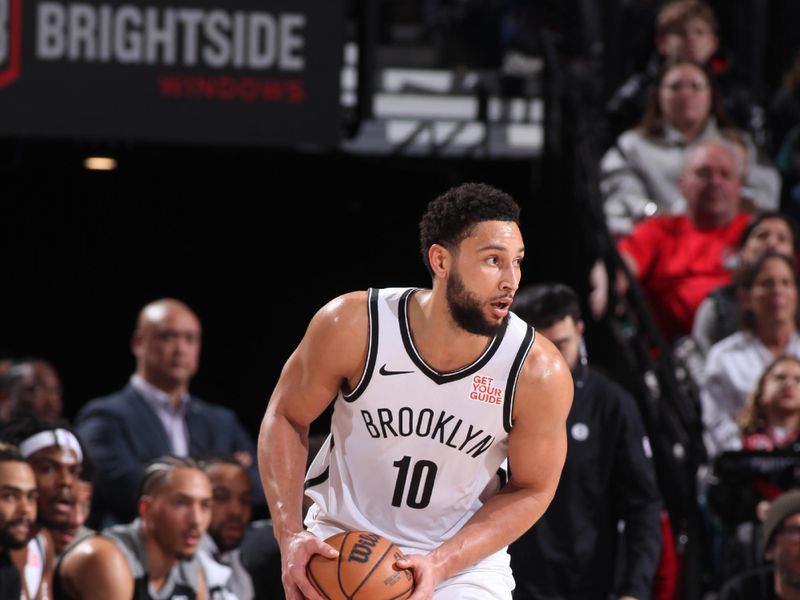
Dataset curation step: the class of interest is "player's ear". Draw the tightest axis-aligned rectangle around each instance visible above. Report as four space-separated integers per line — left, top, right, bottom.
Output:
428 244 451 279
139 495 153 522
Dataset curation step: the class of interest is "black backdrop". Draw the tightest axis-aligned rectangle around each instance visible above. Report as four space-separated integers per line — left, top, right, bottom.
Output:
1 140 580 439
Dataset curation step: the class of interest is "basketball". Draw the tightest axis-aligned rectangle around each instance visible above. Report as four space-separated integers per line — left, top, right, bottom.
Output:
307 531 415 600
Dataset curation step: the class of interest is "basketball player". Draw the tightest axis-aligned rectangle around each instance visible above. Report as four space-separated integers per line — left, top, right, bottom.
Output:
258 183 574 600
55 456 234 599
0 443 39 599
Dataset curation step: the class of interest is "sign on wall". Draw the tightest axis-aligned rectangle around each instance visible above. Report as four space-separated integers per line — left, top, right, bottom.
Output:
0 0 343 146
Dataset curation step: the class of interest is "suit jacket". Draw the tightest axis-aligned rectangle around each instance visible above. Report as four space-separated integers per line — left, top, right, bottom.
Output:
76 383 263 528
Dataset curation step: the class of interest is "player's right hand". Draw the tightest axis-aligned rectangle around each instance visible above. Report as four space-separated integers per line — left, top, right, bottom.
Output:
280 531 338 600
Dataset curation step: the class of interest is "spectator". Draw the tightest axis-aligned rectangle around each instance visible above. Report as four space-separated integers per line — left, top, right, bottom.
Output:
607 0 760 144
769 50 800 156
776 124 800 222
618 141 750 340
719 489 800 599
0 418 88 556
0 359 63 423
706 359 800 552
739 356 800 452
200 455 255 600
702 253 800 457
0 442 39 599
601 57 778 236
199 455 285 598
50 479 93 556
693 213 799 354
509 283 662 600
75 298 262 528
57 455 233 599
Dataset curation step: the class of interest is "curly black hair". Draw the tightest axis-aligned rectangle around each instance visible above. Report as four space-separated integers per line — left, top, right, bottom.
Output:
418 183 520 276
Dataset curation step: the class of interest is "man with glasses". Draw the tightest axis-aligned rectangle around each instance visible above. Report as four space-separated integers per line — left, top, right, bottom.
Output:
720 489 800 598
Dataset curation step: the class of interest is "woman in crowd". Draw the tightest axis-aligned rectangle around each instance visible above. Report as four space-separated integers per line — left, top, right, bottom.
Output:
706 357 800 575
600 57 779 236
739 356 800 451
693 213 798 354
702 253 800 457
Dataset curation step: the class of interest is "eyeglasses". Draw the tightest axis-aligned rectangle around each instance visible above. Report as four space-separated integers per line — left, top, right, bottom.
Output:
661 80 708 93
778 525 800 541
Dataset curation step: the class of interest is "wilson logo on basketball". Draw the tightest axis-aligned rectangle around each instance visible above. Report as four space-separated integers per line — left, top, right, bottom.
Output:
347 532 381 564
0 0 21 89
470 375 503 405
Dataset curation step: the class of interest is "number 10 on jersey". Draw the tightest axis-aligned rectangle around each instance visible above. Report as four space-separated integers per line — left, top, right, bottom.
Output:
392 456 438 509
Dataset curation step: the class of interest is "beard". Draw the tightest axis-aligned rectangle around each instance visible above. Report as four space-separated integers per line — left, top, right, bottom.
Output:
446 270 508 337
209 521 244 553
0 518 33 550
38 510 70 533
176 550 197 561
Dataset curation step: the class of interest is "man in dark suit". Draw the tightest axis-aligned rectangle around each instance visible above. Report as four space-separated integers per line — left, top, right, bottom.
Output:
76 298 261 528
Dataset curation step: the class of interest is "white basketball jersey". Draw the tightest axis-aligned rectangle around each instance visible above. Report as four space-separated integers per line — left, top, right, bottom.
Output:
305 287 535 553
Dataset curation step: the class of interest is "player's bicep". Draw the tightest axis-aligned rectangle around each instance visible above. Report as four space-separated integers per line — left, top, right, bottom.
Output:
268 292 369 428
507 340 573 494
268 345 342 427
61 539 134 600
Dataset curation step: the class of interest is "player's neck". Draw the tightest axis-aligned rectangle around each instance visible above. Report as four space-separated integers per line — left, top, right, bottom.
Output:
409 289 495 372
143 534 178 591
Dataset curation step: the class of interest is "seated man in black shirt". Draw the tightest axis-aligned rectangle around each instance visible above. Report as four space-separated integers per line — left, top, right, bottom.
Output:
509 283 663 600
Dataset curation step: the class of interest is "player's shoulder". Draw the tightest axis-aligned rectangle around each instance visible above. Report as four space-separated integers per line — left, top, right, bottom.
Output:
309 290 370 336
515 330 573 410
297 290 372 359
318 290 369 318
60 535 129 577
521 330 569 381
60 535 134 597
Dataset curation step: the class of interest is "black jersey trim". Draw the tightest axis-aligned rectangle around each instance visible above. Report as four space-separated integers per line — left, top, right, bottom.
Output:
343 287 380 402
497 466 509 489
503 325 535 432
398 288 507 385
304 467 330 490
304 434 334 490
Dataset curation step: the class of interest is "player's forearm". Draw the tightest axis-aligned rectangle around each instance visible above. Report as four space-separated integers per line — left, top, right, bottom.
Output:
427 481 552 580
258 408 310 545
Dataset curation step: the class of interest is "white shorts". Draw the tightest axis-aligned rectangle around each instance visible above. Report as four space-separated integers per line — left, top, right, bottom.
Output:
431 548 514 600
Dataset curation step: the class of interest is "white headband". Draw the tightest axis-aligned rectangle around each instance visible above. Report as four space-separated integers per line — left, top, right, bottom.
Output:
19 429 83 462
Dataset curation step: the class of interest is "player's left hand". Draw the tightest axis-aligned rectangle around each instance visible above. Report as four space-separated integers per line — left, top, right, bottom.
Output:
394 554 443 600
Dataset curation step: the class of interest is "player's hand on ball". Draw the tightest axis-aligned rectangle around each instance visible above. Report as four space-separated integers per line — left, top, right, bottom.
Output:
395 554 442 600
281 531 338 600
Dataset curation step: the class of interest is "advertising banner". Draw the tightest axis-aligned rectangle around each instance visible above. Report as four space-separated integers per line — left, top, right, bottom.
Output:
0 0 343 145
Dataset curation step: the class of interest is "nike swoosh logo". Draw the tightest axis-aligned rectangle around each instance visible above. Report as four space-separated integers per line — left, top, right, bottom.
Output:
379 364 414 376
